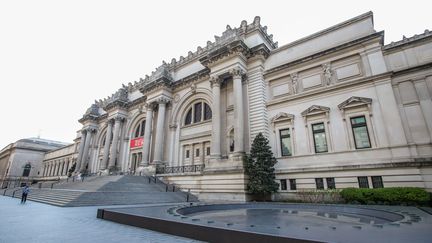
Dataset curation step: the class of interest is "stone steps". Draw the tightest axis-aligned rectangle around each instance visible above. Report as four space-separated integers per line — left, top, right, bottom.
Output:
1 175 198 207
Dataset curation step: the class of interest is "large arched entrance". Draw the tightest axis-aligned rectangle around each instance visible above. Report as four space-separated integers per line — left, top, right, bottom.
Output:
22 163 31 177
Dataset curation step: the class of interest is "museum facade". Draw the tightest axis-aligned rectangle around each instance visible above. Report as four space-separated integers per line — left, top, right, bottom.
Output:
39 12 432 201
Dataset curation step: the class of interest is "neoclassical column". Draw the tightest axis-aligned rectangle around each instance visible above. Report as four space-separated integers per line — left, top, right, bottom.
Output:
53 162 58 176
49 162 54 176
61 160 66 176
42 164 46 177
108 116 124 170
153 98 169 164
65 159 70 175
232 68 245 153
75 129 87 172
210 77 222 158
101 120 113 170
78 128 94 173
141 103 154 167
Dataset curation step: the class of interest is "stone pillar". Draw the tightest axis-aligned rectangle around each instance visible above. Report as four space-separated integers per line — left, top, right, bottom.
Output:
53 162 58 176
42 164 46 177
49 162 54 176
232 68 245 153
65 159 70 175
108 116 123 170
141 104 154 167
75 130 87 172
79 128 94 173
61 160 66 175
210 77 222 158
153 98 169 164
101 120 113 170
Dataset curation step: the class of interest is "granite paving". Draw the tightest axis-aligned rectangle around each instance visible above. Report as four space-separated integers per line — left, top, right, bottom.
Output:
0 196 203 243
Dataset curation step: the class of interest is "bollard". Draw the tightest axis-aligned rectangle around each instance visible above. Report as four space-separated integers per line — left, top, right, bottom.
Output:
166 185 168 192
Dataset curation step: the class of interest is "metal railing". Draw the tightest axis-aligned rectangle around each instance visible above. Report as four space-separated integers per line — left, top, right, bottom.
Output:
156 164 205 174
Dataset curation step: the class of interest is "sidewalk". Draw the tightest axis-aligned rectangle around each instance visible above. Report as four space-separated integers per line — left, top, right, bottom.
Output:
0 196 201 243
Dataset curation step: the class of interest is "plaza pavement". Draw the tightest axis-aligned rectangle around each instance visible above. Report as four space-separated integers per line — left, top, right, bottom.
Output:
0 196 202 243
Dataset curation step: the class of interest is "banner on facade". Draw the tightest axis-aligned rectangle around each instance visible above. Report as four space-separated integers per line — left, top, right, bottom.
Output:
130 137 143 148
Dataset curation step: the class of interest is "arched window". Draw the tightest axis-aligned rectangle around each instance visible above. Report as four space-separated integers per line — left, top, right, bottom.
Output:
22 163 31 177
133 120 146 138
184 101 212 126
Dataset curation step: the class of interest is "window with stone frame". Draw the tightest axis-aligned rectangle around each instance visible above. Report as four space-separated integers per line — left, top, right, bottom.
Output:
338 96 374 150
185 150 190 159
301 105 331 154
271 112 295 157
184 101 212 126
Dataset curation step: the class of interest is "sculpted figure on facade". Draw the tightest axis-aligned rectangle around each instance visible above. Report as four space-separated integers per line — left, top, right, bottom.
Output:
322 63 332 86
290 73 298 94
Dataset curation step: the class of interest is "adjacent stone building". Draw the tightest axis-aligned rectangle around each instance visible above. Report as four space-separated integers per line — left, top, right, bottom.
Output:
41 12 432 201
0 138 68 185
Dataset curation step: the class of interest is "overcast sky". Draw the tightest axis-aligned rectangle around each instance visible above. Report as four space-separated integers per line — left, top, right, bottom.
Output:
0 0 431 149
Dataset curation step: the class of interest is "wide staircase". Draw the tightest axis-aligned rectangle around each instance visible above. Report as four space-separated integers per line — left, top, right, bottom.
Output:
1 175 197 207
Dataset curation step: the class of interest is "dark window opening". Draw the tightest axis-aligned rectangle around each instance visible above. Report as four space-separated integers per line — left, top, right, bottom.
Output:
194 102 202 123
185 150 190 159
196 148 200 157
315 178 324 190
185 109 192 125
280 179 287 190
289 179 297 190
371 176 384 188
206 147 210 156
358 176 369 188
204 103 212 120
326 177 336 189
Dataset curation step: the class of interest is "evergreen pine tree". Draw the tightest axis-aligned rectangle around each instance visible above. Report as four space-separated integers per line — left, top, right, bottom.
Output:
245 132 279 195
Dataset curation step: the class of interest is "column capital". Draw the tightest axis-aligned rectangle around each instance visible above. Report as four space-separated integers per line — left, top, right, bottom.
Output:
156 97 171 105
209 76 222 88
229 68 246 79
144 102 157 110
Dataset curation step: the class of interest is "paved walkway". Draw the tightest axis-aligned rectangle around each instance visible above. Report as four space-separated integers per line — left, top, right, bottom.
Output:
0 196 202 243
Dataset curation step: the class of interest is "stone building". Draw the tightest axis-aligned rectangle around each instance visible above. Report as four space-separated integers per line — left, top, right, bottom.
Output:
0 138 68 184
42 12 432 201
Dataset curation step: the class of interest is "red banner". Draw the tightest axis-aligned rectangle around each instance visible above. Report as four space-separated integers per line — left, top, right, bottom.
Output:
130 137 144 149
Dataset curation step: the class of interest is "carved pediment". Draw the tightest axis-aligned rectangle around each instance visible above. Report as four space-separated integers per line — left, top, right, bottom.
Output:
271 112 295 123
338 96 372 110
301 105 330 117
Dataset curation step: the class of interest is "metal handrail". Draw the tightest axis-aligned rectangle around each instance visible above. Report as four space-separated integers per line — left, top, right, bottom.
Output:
156 164 204 175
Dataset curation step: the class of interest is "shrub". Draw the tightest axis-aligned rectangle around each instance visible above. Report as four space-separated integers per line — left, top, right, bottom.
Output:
340 187 430 206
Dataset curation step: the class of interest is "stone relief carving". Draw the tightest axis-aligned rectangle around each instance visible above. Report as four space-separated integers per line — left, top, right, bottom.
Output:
290 73 298 94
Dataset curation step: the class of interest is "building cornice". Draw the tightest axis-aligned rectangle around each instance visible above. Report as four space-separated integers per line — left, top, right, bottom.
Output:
383 29 432 52
264 31 384 77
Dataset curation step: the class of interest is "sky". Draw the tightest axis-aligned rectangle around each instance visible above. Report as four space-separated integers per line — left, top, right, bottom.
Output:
0 0 431 149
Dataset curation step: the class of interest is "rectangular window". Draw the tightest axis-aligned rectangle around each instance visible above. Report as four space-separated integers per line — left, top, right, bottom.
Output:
280 179 287 190
279 129 292 156
289 179 297 190
206 147 210 156
185 150 190 159
196 148 200 157
326 177 336 189
312 123 328 153
371 176 384 188
358 176 369 188
315 178 324 190
350 116 371 149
